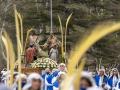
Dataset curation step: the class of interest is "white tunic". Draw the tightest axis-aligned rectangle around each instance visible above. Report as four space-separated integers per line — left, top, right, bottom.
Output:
99 76 104 86
50 48 58 61
113 76 118 87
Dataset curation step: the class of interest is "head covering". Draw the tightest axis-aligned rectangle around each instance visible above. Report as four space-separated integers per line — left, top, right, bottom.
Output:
110 68 120 77
98 68 106 75
68 71 100 90
58 63 67 72
81 72 104 90
12 74 27 90
81 72 96 87
59 63 65 66
22 73 43 90
45 68 50 72
99 69 105 72
112 68 119 73
15 74 27 82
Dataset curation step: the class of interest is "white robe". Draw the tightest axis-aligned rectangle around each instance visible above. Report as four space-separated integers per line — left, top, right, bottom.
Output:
115 79 120 90
50 48 58 61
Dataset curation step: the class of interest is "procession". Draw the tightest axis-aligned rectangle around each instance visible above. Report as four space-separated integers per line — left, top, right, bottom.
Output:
1 63 120 90
1 30 120 90
1 0 120 90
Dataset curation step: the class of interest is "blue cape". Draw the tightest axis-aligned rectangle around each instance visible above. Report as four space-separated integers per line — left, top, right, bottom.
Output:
94 75 108 86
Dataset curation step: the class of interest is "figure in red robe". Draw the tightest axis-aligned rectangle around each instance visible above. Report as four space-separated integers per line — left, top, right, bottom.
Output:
25 45 37 64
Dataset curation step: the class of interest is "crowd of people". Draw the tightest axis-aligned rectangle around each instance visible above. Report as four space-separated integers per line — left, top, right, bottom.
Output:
0 64 120 90
0 32 120 90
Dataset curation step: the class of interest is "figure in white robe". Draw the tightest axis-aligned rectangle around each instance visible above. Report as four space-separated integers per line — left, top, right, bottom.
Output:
49 46 58 62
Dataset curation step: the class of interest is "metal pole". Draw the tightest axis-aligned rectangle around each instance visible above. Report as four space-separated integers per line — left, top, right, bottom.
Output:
50 0 53 33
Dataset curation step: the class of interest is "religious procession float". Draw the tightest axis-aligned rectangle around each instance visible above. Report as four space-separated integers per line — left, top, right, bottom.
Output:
22 58 58 74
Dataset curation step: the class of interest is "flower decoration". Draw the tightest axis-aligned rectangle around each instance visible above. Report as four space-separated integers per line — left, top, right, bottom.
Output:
30 58 58 69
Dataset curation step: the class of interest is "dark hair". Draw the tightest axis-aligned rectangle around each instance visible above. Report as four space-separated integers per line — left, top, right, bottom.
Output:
81 77 93 87
29 44 34 48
